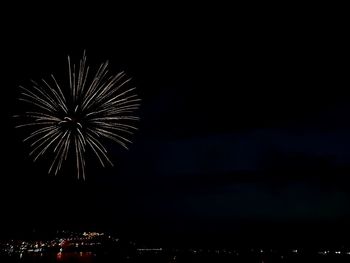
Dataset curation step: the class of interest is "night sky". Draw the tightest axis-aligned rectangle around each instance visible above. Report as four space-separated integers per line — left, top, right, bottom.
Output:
0 6 348 248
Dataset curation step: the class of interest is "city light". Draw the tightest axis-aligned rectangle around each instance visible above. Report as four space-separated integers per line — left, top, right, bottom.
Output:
2 232 350 261
0 230 116 256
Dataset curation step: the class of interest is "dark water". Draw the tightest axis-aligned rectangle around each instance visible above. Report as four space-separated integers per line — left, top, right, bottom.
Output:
2 251 350 262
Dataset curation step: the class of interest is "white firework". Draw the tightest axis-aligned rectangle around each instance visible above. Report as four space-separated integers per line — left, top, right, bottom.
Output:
15 52 140 179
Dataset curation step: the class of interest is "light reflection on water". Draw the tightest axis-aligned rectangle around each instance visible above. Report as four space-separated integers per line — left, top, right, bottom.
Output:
9 252 99 262
56 252 95 263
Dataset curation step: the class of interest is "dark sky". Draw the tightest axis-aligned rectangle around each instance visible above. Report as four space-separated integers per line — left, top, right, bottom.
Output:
0 6 349 247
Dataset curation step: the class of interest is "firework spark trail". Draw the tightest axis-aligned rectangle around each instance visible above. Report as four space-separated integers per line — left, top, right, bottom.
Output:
15 52 140 179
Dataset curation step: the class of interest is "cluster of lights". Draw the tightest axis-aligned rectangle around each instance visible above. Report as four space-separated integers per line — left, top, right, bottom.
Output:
82 231 104 238
3 234 350 260
139 248 350 258
0 230 117 256
317 250 350 256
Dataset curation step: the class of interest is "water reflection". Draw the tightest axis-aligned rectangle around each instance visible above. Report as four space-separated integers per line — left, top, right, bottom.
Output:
56 252 94 262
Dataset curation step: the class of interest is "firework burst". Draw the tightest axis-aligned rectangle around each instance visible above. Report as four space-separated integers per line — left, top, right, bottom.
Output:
14 52 140 179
